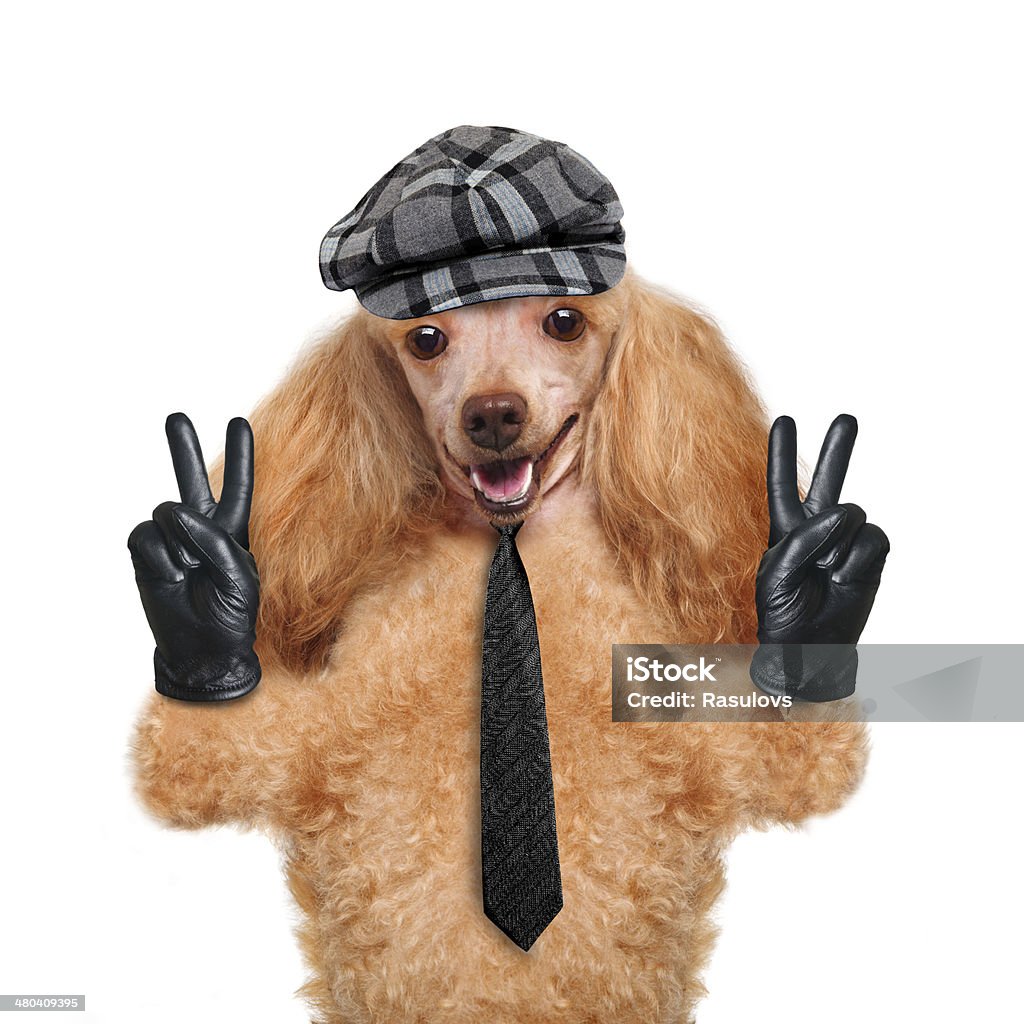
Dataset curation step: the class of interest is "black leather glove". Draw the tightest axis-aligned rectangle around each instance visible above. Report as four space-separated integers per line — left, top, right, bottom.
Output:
128 412 261 702
750 414 889 702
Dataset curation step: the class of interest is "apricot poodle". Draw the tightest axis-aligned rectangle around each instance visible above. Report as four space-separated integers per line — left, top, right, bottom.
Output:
132 265 867 1023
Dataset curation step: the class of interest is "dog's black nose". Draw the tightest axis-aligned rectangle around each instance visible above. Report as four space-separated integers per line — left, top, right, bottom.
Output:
461 392 527 451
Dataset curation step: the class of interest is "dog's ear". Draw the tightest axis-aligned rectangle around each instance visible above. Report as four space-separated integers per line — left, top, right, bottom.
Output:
207 313 443 674
582 274 770 643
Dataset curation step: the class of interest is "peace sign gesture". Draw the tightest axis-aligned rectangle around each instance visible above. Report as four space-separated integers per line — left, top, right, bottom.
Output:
163 411 255 551
127 413 262 702
755 413 889 651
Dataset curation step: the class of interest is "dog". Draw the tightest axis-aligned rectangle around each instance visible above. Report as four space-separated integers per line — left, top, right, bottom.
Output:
131 262 867 1023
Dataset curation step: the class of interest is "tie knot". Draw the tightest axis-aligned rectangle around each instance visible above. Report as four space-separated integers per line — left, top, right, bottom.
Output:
494 522 524 544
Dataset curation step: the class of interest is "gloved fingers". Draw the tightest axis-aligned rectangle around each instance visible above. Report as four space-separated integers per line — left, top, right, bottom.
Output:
770 504 865 585
831 521 890 584
165 503 254 601
767 415 804 542
166 412 217 516
804 414 858 514
813 502 867 569
127 519 183 582
213 417 254 547
152 500 202 570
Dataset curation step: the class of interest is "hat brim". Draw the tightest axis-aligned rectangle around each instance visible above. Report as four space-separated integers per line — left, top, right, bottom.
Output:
352 243 627 321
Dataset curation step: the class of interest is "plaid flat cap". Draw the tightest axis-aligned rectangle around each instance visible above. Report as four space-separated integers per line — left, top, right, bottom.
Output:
319 124 626 319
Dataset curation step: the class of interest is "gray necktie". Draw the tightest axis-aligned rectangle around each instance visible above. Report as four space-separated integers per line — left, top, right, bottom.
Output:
480 522 563 951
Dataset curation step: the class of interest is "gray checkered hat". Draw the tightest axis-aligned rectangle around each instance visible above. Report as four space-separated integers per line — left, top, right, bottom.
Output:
319 124 626 320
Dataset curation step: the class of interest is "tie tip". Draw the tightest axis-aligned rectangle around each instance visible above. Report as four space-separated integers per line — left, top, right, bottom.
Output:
485 898 563 952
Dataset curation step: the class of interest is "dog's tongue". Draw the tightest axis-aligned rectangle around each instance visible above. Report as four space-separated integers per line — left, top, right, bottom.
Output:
470 457 533 504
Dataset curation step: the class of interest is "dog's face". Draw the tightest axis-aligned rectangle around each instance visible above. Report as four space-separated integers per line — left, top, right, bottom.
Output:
377 288 626 524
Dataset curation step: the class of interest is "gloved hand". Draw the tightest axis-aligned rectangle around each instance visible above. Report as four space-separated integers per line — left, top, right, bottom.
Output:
128 412 261 701
750 414 889 702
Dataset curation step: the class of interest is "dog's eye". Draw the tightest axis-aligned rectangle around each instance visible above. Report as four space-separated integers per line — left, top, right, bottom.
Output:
407 326 448 360
544 308 586 342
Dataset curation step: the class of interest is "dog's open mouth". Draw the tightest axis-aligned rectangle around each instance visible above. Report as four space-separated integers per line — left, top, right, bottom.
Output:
456 414 578 516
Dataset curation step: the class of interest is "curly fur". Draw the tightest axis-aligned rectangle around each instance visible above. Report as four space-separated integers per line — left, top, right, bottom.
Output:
132 266 867 1023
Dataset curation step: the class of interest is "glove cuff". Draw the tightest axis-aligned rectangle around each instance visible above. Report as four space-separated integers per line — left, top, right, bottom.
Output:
750 643 858 702
154 646 262 702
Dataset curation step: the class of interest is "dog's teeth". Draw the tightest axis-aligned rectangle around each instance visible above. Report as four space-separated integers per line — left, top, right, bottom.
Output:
471 459 533 504
507 461 533 501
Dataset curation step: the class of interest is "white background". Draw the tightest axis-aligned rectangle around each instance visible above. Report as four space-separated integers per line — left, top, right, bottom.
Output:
1 2 1021 1022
